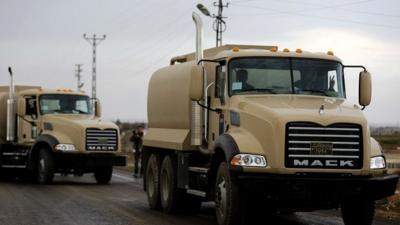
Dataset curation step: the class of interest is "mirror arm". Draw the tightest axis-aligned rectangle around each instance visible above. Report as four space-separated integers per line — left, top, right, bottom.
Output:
197 59 226 66
361 106 366 111
196 101 221 113
343 65 367 72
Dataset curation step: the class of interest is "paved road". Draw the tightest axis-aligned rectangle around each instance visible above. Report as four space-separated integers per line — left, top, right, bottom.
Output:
0 169 397 225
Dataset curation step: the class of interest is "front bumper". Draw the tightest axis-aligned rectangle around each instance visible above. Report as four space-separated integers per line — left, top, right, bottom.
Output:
55 152 127 170
238 173 399 210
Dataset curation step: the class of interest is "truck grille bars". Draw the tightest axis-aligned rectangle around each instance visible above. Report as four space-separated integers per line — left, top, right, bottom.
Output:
285 122 363 169
86 128 118 151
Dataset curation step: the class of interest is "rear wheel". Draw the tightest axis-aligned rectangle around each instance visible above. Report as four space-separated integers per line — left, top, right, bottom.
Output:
94 166 113 184
160 155 181 213
146 154 161 209
215 162 242 225
160 155 202 214
341 200 375 225
37 149 54 184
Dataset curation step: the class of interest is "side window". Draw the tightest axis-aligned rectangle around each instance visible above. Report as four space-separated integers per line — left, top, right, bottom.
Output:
25 96 37 118
215 65 226 104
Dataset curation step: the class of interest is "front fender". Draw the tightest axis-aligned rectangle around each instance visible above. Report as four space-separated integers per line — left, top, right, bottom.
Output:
214 128 265 162
370 137 383 157
28 134 59 170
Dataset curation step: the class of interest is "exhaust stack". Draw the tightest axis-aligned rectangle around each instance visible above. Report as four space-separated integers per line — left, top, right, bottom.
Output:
191 12 204 146
6 67 16 142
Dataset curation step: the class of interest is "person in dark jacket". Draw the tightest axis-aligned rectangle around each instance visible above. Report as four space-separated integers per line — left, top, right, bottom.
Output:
130 126 144 178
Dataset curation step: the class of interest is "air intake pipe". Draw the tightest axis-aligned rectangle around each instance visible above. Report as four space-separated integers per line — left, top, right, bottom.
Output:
6 67 16 142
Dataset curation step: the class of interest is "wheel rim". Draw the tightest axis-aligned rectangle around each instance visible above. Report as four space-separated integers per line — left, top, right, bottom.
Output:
215 178 227 219
147 165 155 198
161 168 170 203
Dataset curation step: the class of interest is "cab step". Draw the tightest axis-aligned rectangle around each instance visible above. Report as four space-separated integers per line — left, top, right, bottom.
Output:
1 164 27 169
2 152 28 156
188 166 209 174
186 189 207 198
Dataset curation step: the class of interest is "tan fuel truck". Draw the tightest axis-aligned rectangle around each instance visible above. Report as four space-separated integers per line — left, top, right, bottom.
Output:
142 12 399 225
0 67 125 184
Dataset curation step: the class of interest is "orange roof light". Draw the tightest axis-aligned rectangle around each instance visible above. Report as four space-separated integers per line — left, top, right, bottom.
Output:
270 47 278 52
232 47 240 52
327 50 334 56
283 48 290 53
295 48 303 53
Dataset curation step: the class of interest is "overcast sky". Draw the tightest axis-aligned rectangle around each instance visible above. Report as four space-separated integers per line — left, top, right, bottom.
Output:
0 0 399 126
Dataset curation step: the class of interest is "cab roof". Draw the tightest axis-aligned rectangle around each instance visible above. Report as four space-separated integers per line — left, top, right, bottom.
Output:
170 44 342 65
0 85 88 96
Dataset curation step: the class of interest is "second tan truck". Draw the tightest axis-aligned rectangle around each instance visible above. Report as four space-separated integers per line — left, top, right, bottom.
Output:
0 68 126 184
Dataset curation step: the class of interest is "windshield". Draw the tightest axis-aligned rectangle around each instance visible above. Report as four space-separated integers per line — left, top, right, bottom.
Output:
229 58 345 98
39 94 92 115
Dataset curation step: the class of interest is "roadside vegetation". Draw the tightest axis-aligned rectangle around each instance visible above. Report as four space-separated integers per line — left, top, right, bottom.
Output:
373 134 400 220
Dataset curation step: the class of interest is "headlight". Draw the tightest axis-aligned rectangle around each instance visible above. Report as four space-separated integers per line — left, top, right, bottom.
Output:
230 154 267 167
370 156 386 169
55 144 76 151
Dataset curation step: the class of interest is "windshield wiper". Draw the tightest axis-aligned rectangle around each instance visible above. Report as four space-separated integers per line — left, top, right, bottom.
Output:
74 109 89 114
297 89 329 96
240 88 277 94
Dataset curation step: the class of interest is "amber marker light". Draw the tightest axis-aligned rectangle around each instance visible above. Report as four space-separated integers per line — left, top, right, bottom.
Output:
270 47 278 52
232 47 240 52
283 48 290 53
327 51 334 56
296 48 303 53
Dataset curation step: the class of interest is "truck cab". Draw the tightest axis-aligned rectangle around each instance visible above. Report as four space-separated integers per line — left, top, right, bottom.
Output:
0 86 126 184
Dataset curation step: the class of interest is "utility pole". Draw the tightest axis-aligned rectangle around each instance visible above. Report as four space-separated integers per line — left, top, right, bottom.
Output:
197 1 229 47
83 34 106 101
213 0 229 47
74 64 84 91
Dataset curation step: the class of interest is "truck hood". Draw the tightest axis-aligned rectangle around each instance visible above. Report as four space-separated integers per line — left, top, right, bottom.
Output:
231 95 365 124
40 114 119 152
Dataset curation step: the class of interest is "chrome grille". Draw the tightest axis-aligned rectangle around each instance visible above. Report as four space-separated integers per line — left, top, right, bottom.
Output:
86 128 118 151
285 122 363 169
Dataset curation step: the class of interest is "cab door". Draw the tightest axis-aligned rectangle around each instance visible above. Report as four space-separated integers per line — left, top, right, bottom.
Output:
18 95 38 144
208 63 229 148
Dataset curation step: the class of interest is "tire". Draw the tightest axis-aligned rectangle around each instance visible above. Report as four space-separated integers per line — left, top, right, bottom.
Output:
145 154 162 209
160 155 202 214
160 155 183 213
341 200 375 225
37 148 55 184
215 162 242 225
94 166 113 184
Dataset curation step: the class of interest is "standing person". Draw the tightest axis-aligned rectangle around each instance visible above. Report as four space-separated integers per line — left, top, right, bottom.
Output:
130 126 144 178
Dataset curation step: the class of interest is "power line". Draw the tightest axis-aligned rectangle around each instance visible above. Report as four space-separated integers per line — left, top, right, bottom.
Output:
276 0 400 19
83 33 106 100
74 64 83 91
231 2 400 30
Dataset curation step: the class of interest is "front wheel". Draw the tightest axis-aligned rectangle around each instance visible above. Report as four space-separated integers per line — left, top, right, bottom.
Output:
94 166 113 184
37 149 55 184
341 200 375 225
215 162 242 225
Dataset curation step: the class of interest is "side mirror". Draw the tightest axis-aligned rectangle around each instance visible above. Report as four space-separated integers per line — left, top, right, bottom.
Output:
359 71 372 107
95 100 102 118
17 97 25 116
190 65 204 101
